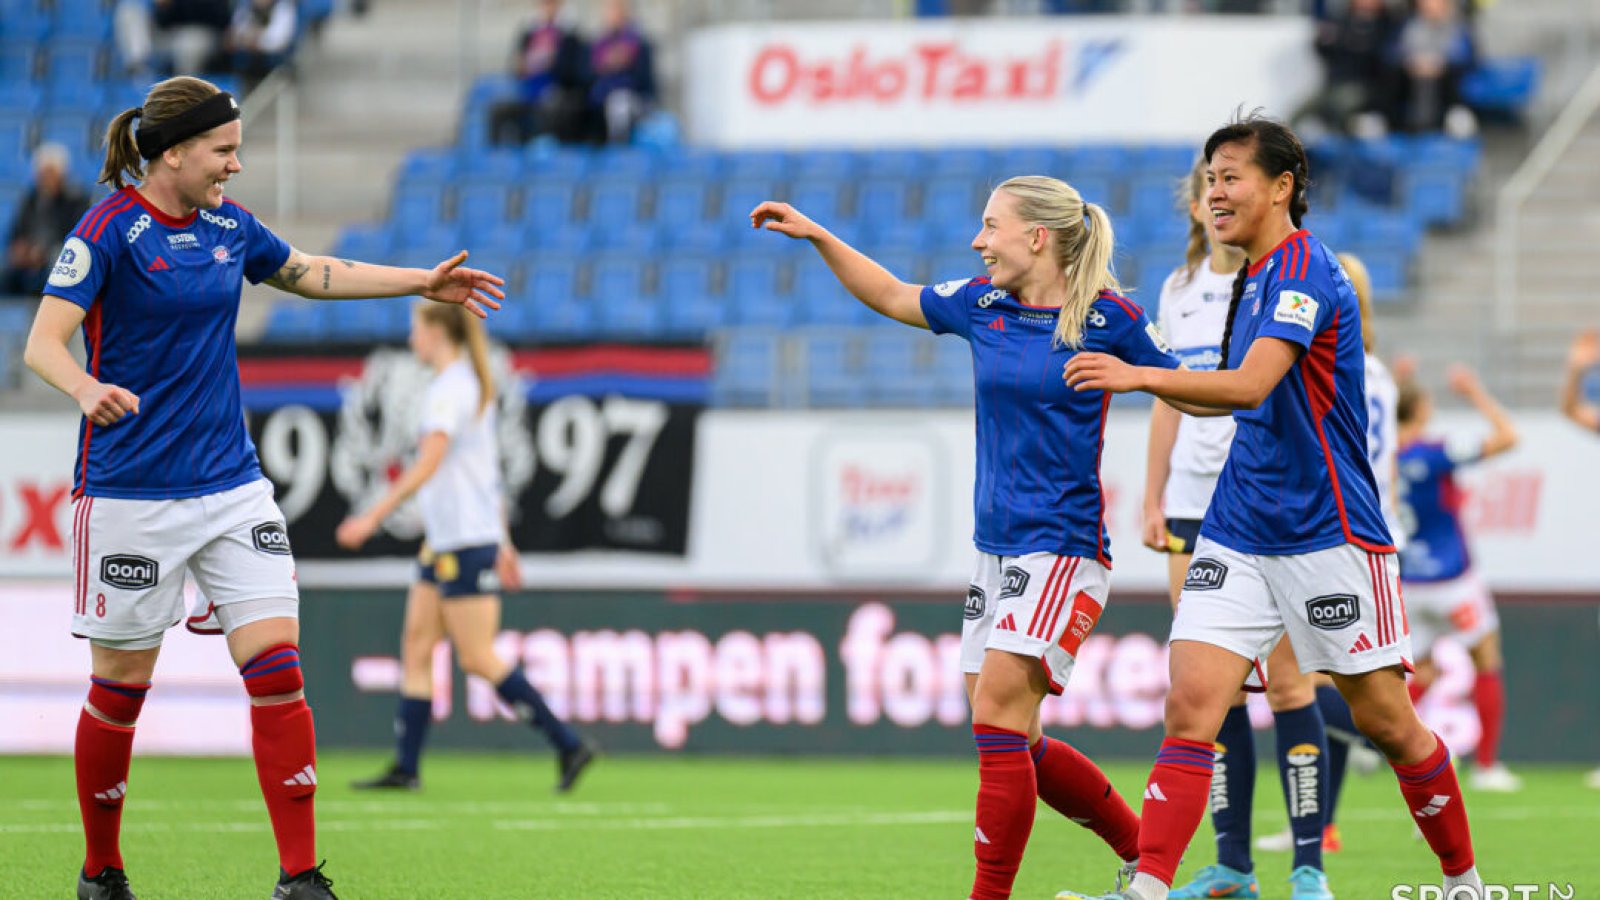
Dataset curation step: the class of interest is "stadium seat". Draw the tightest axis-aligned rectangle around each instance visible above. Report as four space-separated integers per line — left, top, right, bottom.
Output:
725 291 794 329
0 9 50 42
587 222 658 253
44 38 103 85
792 263 871 327
523 145 590 180
658 256 716 305
391 182 448 226
523 254 579 300
49 3 113 40
1461 56 1539 121
854 176 912 221
453 183 512 225
455 147 523 186
655 220 722 253
589 254 648 303
330 223 393 263
725 256 785 304
712 329 782 407
996 147 1066 179
725 150 787 180
922 175 980 226
598 291 665 339
786 178 846 223
661 293 728 339
653 176 709 224
261 302 329 343
864 329 936 407
926 148 993 179
587 145 658 181
717 176 779 223
1400 166 1467 227
656 147 724 180
526 294 596 340
1344 244 1408 299
790 149 859 182
0 40 37 82
1127 172 1182 227
803 332 865 407
586 179 645 224
520 178 578 227
861 149 928 180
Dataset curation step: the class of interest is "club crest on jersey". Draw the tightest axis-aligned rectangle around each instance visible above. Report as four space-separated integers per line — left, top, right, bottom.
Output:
1274 290 1318 330
48 237 91 287
964 586 986 620
213 245 233 264
933 278 970 298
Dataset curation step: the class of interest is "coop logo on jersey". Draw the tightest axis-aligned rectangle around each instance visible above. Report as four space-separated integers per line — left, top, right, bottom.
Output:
964 586 986 620
1305 594 1359 630
200 209 239 229
251 522 293 556
998 566 1030 600
101 554 158 590
1086 309 1107 328
977 289 1006 308
933 278 970 298
213 246 233 264
1274 290 1318 330
48 237 92 287
125 214 151 244
1183 558 1227 591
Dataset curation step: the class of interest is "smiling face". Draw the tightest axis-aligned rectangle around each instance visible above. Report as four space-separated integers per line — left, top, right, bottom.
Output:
971 188 1046 293
1205 139 1295 260
165 119 242 211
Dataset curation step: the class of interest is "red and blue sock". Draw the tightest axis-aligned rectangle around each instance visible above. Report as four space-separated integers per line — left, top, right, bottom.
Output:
1393 734 1475 876
971 725 1035 900
76 678 149 877
1273 701 1329 872
1137 737 1216 886
1031 736 1139 862
241 644 318 878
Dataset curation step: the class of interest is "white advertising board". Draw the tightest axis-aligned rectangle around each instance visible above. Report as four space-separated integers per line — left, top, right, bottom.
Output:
685 17 1319 148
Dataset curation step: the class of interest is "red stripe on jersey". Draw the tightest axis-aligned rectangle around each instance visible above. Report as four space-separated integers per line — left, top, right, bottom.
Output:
76 191 129 240
73 498 84 615
74 302 104 499
1094 392 1113 567
1102 291 1141 321
1029 556 1069 638
1293 236 1311 279
1302 308 1396 554
223 197 254 216
85 194 136 243
1247 229 1310 277
1041 558 1082 643
126 187 198 229
1371 553 1395 646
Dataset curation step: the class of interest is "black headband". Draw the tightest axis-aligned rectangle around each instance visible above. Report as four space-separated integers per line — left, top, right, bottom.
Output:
134 92 240 161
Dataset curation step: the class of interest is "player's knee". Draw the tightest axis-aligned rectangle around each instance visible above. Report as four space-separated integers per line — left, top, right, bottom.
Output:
1347 704 1413 757
239 643 304 698
86 676 151 726
1265 678 1314 712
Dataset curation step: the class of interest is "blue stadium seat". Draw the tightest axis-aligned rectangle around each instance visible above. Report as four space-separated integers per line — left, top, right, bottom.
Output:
261 302 329 343
717 176 778 222
725 256 784 303
653 176 708 223
0 40 37 82
454 182 511 224
1401 165 1467 227
0 9 50 42
587 146 658 181
791 150 858 182
45 38 103 85
36 111 95 159
725 291 793 329
1461 56 1539 120
1127 172 1182 226
391 182 447 226
523 145 589 180
792 263 870 327
0 82 45 116
927 148 993 178
864 329 935 407
527 294 597 340
804 333 864 407
786 178 846 223
996 147 1065 179
45 79 106 120
712 330 781 407
854 177 912 221
589 254 647 302
1343 244 1407 299
1068 169 1119 215
922 175 980 225
330 223 393 263
1064 145 1126 175
520 223 589 255
861 149 928 180
0 114 34 165
869 221 929 253
586 180 645 224
661 294 726 338
455 147 522 186
725 150 787 181
1135 144 1197 178
587 222 657 253
523 254 579 299
599 292 665 339
520 178 577 227
867 245 922 284
658 256 715 305
656 221 722 253
486 297 537 342
390 222 460 257
656 148 724 180
50 2 113 40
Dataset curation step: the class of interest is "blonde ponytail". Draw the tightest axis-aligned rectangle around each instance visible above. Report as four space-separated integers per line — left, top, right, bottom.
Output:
417 302 496 416
995 175 1121 349
1177 158 1209 287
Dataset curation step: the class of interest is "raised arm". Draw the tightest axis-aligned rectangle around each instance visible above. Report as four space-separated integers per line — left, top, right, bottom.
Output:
334 431 450 550
266 248 505 318
1560 329 1600 432
749 201 927 328
1066 337 1300 411
1447 365 1517 459
24 296 141 425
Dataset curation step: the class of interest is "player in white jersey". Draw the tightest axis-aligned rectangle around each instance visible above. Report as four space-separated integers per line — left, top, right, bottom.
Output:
1558 329 1600 789
1141 159 1336 900
338 303 595 793
25 76 502 900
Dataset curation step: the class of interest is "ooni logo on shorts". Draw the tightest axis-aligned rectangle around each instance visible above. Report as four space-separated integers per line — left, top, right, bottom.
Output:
101 554 158 590
964 586 986 620
1305 594 1360 630
1183 559 1227 591
252 522 293 555
998 566 1030 600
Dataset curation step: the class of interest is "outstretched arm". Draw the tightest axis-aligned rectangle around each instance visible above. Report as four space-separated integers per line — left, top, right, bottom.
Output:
749 201 927 328
335 431 450 550
1066 337 1301 411
1447 365 1517 459
1560 329 1600 432
266 248 505 318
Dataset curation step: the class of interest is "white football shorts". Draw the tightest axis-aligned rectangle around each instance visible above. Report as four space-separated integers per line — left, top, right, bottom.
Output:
1172 536 1412 677
70 479 299 644
1402 569 1499 658
961 551 1109 695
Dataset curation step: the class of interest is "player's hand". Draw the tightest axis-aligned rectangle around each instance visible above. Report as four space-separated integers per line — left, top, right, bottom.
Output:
1445 363 1481 397
422 250 506 319
74 380 140 426
1568 328 1600 371
1142 501 1170 553
750 202 823 241
495 543 524 592
1064 353 1142 393
335 513 379 550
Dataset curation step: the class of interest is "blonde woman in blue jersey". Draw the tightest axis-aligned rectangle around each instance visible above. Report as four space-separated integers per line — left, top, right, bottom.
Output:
1057 114 1484 900
337 303 595 793
752 179 1179 900
1142 159 1335 900
23 76 503 900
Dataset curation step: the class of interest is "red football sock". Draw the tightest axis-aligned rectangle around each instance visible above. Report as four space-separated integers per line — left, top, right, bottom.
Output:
1031 736 1139 861
1135 737 1216 886
251 699 318 876
1394 734 1475 876
970 725 1036 900
1408 677 1429 705
1472 671 1505 769
76 678 148 878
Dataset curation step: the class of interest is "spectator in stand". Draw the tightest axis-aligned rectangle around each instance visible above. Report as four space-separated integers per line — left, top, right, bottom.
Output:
1394 0 1479 135
114 0 233 79
1304 0 1402 138
3 144 91 298
586 0 656 145
222 0 298 93
490 0 590 147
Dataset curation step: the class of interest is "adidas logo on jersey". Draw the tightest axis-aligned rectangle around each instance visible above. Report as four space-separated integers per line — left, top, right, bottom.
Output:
283 765 318 787
1349 633 1374 654
147 256 170 272
94 781 127 802
1144 783 1168 802
1413 794 1451 818
987 317 1005 331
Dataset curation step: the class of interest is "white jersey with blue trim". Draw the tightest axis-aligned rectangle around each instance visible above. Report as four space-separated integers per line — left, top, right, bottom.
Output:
416 359 504 552
1157 258 1239 519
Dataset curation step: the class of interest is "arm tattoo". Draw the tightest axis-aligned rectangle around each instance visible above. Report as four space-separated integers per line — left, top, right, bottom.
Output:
322 264 330 291
339 258 356 269
268 257 311 291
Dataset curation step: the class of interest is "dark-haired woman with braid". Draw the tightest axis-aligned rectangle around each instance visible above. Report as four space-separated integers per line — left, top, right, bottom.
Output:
23 75 503 900
1056 114 1483 900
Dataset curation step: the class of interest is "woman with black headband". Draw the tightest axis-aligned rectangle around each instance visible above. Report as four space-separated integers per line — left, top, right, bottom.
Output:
23 75 504 900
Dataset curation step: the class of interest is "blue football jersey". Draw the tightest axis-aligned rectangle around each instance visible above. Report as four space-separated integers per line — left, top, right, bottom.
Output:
921 277 1180 563
1201 230 1395 555
1397 439 1479 582
44 187 291 499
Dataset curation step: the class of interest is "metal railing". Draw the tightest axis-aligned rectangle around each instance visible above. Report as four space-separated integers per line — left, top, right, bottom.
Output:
239 65 300 219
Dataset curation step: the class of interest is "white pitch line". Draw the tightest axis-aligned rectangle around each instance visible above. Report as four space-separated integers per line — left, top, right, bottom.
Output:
493 810 973 831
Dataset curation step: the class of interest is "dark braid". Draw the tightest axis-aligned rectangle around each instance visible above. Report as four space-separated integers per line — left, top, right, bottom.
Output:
1217 260 1251 371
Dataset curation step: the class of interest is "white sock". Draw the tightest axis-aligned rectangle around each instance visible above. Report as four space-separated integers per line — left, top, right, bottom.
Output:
1129 872 1170 900
1443 866 1484 897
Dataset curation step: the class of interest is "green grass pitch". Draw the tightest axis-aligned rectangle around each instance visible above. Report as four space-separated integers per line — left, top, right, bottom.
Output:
2 753 1595 898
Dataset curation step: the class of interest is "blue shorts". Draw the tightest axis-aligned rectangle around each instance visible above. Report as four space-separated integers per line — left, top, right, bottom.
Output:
417 543 501 598
1166 518 1203 555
